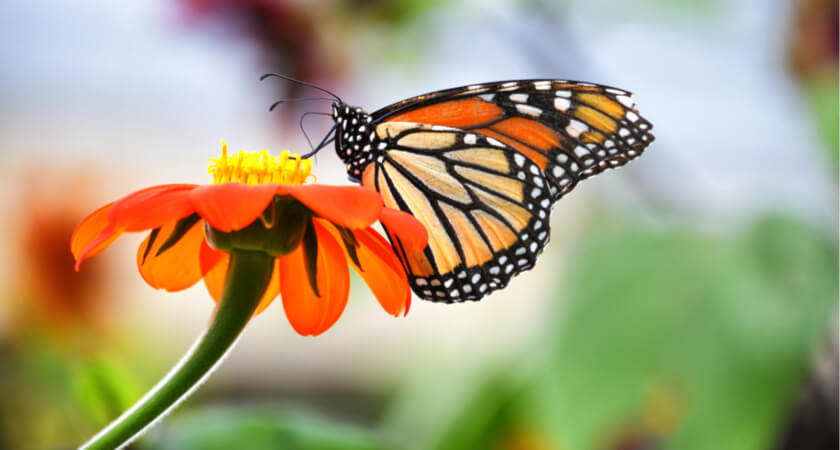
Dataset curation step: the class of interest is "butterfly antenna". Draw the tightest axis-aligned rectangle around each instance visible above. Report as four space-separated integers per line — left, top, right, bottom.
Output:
260 73 343 103
298 111 333 152
301 124 337 159
268 97 336 112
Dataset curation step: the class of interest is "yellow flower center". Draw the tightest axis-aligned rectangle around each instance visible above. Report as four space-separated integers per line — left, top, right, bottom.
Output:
208 141 315 185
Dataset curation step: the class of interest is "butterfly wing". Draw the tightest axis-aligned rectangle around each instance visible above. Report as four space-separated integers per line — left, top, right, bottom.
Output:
372 79 654 200
363 122 552 302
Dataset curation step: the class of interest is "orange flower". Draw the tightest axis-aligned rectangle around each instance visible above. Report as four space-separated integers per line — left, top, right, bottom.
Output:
71 142 427 336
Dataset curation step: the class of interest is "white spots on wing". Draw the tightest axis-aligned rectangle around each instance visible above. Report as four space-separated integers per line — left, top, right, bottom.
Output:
378 142 388 150
576 82 595 87
531 187 542 198
616 95 634 107
468 84 483 90
604 140 614 148
574 145 589 157
502 81 518 88
515 104 542 117
618 128 631 137
513 153 526 167
554 97 571 111
486 137 505 147
626 111 639 122
555 90 572 98
509 93 529 103
431 125 449 131
533 81 552 90
606 87 626 95
464 133 477 145
565 119 589 138
552 166 565 178
480 93 495 102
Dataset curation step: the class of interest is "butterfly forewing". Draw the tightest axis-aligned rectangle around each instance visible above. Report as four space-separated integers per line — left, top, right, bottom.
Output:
373 79 654 200
362 122 552 302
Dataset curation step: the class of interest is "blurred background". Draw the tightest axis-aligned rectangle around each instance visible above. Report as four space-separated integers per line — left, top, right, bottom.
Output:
0 0 837 449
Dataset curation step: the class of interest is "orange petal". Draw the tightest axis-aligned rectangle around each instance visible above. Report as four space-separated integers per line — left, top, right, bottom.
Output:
351 226 410 316
199 242 280 315
136 219 205 292
379 207 429 251
281 185 382 230
200 241 229 303
254 260 282 315
109 184 198 231
277 220 349 336
71 202 123 270
189 183 278 232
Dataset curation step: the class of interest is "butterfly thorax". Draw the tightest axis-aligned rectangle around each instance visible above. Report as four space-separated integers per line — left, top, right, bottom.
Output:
332 102 377 181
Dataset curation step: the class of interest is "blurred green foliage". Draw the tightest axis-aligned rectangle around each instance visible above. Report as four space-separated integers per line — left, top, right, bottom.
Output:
382 214 837 450
806 73 839 171
145 407 387 450
72 359 141 427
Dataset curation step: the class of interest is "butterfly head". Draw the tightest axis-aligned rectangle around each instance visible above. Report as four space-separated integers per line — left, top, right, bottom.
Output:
332 102 375 181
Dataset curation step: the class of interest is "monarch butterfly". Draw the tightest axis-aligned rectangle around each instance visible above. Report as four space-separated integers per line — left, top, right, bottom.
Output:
264 76 654 303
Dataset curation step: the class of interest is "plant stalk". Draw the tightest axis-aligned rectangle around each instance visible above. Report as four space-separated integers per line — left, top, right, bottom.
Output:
80 249 274 450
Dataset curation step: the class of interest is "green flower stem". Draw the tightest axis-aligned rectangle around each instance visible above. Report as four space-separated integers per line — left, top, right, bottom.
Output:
80 249 275 450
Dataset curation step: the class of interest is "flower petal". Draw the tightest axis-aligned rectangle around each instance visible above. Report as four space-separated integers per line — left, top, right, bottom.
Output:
109 184 198 231
277 220 349 336
379 207 428 251
189 183 278 232
71 202 122 270
281 185 382 230
200 241 229 303
341 224 410 317
199 242 280 315
254 261 282 315
136 218 205 292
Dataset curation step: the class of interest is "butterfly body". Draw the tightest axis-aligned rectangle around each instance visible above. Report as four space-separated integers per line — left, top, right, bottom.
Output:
329 79 654 303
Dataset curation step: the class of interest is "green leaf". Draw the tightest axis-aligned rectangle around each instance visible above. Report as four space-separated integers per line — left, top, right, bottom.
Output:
529 215 838 450
147 407 386 450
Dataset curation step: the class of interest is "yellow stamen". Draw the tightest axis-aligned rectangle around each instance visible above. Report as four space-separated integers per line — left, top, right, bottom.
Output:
208 141 316 185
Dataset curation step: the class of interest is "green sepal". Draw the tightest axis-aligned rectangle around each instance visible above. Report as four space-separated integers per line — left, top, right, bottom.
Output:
204 195 311 257
156 213 202 257
301 219 321 298
141 228 161 264
337 226 362 271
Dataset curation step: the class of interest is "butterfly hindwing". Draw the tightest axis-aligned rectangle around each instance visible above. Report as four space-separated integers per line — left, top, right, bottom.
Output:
361 122 552 302
373 79 654 201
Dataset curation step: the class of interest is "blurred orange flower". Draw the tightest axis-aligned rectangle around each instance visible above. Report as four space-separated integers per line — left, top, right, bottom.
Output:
71 143 427 336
